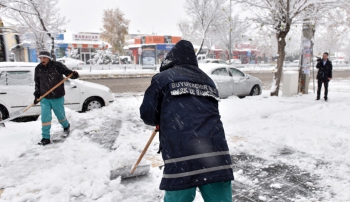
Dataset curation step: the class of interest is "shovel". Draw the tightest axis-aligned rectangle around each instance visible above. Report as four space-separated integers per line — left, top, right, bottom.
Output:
110 128 158 180
0 73 73 126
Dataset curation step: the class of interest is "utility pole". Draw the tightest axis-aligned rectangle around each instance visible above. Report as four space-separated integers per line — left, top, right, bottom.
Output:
298 18 315 94
229 0 232 64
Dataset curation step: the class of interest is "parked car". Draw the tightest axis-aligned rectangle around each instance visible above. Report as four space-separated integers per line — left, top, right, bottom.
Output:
198 59 228 64
112 57 131 64
197 54 207 61
332 59 347 65
0 66 115 120
226 59 242 64
292 60 300 64
56 57 85 70
199 63 263 98
0 62 39 68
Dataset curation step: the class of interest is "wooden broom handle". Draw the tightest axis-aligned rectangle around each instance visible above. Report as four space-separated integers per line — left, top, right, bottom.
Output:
23 73 74 114
130 129 158 174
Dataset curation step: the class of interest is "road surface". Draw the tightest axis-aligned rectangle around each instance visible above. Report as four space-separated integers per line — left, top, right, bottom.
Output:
82 71 350 93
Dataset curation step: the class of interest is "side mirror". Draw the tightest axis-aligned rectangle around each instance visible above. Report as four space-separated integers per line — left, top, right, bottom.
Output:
245 74 250 79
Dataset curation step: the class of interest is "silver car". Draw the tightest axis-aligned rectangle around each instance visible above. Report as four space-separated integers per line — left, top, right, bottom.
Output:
199 63 262 98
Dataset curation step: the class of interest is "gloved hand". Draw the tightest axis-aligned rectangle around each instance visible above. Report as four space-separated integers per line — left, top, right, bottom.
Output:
155 125 160 131
33 97 40 105
72 71 79 78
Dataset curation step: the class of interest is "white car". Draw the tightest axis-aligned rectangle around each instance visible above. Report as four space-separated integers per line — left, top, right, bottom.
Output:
0 66 114 120
198 59 228 64
0 62 39 68
226 59 242 64
199 63 263 99
56 57 85 70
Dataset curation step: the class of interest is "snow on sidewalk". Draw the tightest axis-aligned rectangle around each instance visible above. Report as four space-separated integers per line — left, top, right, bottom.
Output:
0 80 349 201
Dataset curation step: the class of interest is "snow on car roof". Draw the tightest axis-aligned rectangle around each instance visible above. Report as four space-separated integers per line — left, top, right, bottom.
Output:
0 62 38 68
0 67 36 72
198 63 233 74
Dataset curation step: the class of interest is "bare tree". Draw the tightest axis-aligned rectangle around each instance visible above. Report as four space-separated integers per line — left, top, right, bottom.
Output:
177 19 198 42
184 0 226 55
0 0 67 59
215 14 248 60
101 8 129 55
233 0 349 96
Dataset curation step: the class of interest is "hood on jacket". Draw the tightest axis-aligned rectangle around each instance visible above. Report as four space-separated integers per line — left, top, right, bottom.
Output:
160 40 198 72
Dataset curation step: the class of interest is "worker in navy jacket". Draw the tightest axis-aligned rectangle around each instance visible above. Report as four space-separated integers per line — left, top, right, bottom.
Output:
140 40 234 202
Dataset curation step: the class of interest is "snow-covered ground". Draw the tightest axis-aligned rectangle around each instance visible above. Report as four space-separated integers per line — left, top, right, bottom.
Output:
0 80 349 201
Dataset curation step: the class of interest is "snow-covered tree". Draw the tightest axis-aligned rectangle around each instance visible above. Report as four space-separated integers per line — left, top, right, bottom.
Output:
88 47 115 65
233 0 349 96
0 0 66 60
214 13 248 60
313 8 350 56
68 45 79 60
101 8 129 55
183 0 226 55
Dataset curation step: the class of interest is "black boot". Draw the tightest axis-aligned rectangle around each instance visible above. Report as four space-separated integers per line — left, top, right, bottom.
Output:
316 96 320 100
63 124 70 137
324 97 328 101
38 138 51 146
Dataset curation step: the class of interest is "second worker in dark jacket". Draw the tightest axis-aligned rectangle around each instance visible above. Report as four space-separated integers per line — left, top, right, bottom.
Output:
34 50 79 146
316 52 332 101
140 40 234 202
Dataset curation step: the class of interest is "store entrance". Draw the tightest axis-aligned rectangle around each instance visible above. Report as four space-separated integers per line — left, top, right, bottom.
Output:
81 53 91 64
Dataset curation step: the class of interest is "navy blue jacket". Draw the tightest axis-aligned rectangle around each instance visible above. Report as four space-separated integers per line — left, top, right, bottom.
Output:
140 40 234 191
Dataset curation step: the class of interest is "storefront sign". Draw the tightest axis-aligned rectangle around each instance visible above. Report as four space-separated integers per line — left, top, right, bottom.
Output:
56 34 64 40
156 44 174 50
73 34 100 41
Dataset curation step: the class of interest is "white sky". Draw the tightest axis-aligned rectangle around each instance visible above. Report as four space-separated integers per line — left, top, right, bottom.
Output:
57 0 187 36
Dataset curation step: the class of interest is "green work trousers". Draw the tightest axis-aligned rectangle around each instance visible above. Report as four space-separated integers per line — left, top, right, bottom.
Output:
164 181 232 202
40 97 69 139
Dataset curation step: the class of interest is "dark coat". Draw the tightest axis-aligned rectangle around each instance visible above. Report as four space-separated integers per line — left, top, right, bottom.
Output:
316 59 332 81
140 40 234 191
34 60 79 99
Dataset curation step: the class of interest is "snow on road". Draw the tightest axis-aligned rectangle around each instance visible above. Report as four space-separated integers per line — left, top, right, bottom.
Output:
0 80 349 201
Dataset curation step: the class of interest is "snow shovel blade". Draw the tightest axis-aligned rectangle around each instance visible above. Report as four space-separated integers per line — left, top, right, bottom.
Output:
0 106 29 125
110 164 151 180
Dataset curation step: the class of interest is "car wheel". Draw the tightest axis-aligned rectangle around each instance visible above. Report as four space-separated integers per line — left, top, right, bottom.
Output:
238 96 246 99
250 85 261 96
0 105 9 120
82 97 104 112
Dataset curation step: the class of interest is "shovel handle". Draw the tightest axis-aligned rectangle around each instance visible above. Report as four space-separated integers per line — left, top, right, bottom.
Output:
22 103 35 113
36 73 74 102
130 129 158 174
